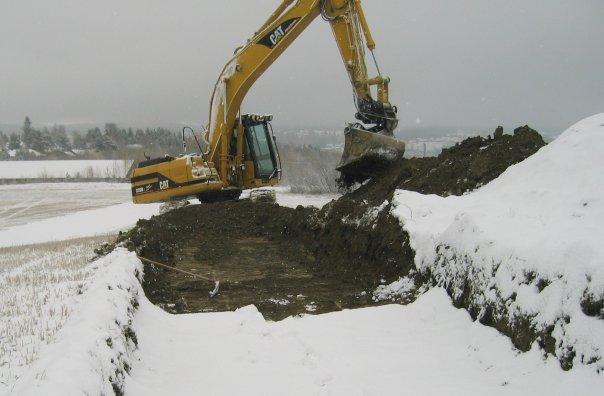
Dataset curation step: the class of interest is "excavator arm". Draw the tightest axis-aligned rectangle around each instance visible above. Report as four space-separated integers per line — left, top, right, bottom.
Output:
130 0 404 204
207 0 402 182
324 0 398 133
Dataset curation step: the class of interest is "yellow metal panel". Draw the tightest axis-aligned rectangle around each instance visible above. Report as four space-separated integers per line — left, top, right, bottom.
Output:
132 181 224 204
168 158 190 184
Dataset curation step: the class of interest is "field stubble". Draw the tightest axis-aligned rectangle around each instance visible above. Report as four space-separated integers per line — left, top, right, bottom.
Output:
0 235 114 391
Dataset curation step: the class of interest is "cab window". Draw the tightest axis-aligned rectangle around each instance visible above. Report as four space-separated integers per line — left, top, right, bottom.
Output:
246 123 277 178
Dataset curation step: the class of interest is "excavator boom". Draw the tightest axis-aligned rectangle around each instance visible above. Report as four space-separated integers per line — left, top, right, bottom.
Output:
207 0 403 181
131 0 404 204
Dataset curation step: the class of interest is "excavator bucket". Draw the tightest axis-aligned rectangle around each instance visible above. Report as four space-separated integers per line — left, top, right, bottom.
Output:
336 126 405 181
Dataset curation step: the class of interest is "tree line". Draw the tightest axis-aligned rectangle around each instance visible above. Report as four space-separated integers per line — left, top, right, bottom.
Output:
1 117 343 192
0 117 187 160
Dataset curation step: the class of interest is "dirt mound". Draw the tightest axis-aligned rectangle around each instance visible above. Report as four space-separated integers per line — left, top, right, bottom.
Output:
310 125 546 283
121 125 546 320
399 125 546 196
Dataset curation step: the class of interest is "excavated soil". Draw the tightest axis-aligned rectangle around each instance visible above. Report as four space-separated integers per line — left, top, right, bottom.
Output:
120 125 546 321
122 201 380 320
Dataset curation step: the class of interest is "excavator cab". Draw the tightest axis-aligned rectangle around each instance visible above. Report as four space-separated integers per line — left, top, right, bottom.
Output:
240 114 281 184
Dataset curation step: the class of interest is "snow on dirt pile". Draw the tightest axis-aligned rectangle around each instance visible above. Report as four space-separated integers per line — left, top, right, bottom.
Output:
9 248 143 396
393 114 604 371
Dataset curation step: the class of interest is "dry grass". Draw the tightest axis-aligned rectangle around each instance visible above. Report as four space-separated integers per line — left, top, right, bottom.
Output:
0 235 115 390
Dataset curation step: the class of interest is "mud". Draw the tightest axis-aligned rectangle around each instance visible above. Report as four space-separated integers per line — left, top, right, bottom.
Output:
122 125 546 321
122 201 379 320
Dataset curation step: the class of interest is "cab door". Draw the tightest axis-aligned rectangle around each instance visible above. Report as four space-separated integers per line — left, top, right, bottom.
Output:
244 121 278 179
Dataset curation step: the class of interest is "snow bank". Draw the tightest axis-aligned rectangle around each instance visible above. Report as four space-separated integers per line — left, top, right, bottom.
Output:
392 114 604 370
0 160 132 179
10 248 602 395
11 248 143 396
0 202 160 248
126 288 601 395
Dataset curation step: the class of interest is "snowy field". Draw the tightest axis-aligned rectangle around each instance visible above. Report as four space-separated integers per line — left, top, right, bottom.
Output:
0 160 132 179
0 182 157 393
0 183 131 230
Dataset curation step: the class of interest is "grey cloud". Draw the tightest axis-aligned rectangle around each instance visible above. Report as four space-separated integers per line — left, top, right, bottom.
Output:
0 0 602 132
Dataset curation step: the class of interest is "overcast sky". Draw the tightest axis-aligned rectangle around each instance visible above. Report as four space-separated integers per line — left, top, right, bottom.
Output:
1 0 602 132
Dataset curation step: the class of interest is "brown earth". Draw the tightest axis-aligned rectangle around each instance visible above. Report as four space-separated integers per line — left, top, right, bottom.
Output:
119 125 546 321
121 201 380 320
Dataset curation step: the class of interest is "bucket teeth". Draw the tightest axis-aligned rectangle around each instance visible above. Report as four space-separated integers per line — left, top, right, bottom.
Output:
336 126 405 181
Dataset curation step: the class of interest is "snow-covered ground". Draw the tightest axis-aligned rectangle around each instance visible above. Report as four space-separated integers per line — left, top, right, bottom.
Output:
0 183 157 393
0 236 113 390
0 183 132 230
391 113 604 370
8 248 143 396
127 287 600 395
0 183 337 393
0 160 132 179
0 202 161 248
10 249 602 395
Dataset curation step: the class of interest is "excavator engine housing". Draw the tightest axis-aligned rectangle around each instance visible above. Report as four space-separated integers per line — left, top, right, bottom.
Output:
130 114 281 204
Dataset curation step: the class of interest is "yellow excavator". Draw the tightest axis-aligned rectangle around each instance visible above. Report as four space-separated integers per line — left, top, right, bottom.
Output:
131 0 405 204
